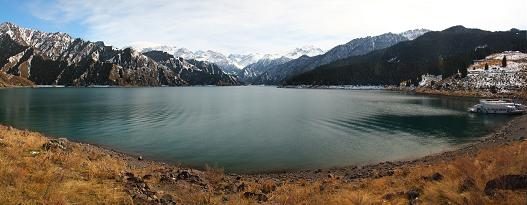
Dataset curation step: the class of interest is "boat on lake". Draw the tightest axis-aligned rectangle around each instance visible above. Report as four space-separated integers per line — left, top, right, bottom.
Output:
468 99 526 114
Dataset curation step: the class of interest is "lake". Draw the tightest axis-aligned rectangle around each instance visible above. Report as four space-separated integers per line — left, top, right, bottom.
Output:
0 86 514 173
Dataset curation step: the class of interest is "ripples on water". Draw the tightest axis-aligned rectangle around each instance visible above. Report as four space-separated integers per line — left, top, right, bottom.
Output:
0 87 514 173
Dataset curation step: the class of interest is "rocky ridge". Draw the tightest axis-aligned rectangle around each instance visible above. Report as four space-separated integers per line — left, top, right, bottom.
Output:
0 22 239 86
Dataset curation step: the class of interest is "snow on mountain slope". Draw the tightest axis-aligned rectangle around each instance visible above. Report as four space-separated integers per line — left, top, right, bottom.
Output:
399 29 431 40
252 32 415 84
140 45 324 75
0 22 239 86
283 45 325 59
423 51 527 90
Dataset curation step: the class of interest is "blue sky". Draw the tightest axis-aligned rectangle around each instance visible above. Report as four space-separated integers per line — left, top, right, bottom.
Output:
1 0 526 54
0 1 87 38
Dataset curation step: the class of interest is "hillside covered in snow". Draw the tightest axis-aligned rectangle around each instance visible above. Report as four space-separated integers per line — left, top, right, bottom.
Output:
426 51 527 91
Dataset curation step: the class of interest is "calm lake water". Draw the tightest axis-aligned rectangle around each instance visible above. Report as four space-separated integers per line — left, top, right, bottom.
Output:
0 86 514 173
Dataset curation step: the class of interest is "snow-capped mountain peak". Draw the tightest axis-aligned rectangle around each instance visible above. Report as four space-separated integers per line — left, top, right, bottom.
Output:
284 45 325 59
399 29 431 40
140 45 325 74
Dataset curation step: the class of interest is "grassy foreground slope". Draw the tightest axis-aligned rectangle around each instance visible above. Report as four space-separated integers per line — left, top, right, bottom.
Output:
0 122 526 204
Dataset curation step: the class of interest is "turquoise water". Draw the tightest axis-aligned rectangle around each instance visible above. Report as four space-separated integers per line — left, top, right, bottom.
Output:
0 87 513 173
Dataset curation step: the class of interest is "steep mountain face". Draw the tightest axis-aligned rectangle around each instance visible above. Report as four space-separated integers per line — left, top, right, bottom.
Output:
141 46 324 76
238 56 291 82
143 51 238 85
285 27 527 86
0 22 239 86
252 31 425 85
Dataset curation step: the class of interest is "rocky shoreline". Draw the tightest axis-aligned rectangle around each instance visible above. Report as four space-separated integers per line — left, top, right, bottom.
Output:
387 86 527 101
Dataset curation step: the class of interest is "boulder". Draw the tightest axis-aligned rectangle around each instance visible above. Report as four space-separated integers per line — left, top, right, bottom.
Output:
243 191 268 202
159 194 176 205
484 174 527 195
458 178 477 193
42 139 67 151
422 172 444 181
406 188 421 205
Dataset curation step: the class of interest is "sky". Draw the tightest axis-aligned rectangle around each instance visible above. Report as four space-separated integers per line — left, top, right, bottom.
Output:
1 0 526 54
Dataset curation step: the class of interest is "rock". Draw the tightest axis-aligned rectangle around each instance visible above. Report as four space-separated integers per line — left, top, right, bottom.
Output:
319 182 329 192
138 156 143 160
261 181 277 194
176 170 192 180
383 193 395 200
243 192 268 202
328 173 334 179
222 183 237 193
159 194 176 205
406 188 421 205
124 172 135 178
422 172 444 181
143 174 153 180
160 173 176 183
42 139 66 151
133 192 148 200
484 174 527 195
29 150 40 156
125 172 160 203
513 136 525 141
175 170 204 185
458 178 477 193
237 183 246 191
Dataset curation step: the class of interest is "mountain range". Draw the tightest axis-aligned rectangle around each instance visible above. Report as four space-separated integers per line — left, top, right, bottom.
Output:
285 26 527 86
142 29 430 84
249 29 430 84
0 22 239 86
1 22 522 88
140 45 325 75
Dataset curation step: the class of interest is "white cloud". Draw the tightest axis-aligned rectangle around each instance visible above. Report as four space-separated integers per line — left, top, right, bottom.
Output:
27 0 527 54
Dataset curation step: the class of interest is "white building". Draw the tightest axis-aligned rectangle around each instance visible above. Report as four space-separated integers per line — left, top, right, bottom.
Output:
419 74 442 87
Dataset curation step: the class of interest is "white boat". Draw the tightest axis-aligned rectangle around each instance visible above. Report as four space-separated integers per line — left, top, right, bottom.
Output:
468 99 526 114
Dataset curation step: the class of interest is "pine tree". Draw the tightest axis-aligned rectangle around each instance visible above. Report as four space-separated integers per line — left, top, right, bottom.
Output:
502 56 507 67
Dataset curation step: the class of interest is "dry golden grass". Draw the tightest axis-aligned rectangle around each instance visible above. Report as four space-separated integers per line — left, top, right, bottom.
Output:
1 125 526 204
0 126 130 204
261 141 527 205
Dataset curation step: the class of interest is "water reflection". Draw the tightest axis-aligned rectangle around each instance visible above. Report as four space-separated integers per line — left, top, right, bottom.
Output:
0 87 514 172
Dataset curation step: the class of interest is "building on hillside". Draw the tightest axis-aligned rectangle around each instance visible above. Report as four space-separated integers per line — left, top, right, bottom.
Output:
418 74 442 87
